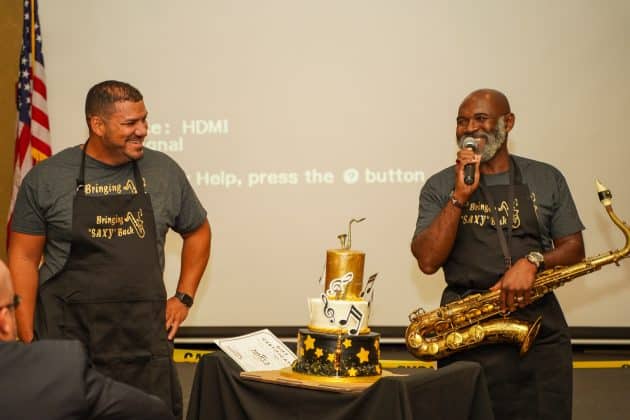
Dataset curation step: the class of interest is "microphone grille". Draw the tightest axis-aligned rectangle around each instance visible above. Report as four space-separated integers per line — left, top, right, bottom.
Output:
461 137 478 152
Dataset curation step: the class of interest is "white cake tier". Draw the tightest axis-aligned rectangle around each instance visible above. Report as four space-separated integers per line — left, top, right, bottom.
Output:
307 296 370 335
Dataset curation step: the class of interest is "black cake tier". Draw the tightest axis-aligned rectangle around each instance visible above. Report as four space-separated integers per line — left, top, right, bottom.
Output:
292 328 381 377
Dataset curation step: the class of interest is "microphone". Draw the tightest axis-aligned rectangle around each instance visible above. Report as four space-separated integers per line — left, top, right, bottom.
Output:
461 137 478 185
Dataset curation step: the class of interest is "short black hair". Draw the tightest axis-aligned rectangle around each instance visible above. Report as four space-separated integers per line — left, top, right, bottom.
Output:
85 80 143 119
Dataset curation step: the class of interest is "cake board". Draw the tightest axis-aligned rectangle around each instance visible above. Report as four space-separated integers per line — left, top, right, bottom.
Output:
240 368 402 393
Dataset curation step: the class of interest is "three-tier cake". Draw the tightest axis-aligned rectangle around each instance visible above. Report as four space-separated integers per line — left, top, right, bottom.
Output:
291 219 381 377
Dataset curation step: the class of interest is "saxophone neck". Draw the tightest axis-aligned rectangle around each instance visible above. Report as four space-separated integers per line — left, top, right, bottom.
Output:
597 180 630 260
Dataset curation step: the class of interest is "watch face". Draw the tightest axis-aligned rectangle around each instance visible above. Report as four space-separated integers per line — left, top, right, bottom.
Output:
528 252 544 267
177 292 193 307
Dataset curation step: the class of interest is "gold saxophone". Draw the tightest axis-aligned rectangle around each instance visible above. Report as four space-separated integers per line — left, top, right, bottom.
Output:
406 180 630 361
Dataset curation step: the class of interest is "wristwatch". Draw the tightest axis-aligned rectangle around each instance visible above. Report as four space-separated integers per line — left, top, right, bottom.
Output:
449 190 468 209
526 251 545 272
174 291 194 308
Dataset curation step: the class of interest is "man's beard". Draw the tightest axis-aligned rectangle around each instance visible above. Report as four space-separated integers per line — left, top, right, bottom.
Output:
458 116 507 162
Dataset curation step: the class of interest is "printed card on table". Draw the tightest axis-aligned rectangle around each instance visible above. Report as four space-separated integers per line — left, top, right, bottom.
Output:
215 328 297 372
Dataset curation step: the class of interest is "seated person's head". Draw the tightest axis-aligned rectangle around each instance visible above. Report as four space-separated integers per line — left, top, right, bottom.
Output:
0 260 18 342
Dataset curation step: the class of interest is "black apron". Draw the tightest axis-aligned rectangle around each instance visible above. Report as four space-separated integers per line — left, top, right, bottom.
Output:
35 143 183 419
439 159 572 420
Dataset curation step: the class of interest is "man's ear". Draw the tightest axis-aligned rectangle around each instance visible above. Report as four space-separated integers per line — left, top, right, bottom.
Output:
0 310 12 341
88 115 106 136
504 112 515 133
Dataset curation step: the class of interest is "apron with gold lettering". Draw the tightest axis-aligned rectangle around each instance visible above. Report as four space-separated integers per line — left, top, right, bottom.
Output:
439 159 572 420
35 143 182 418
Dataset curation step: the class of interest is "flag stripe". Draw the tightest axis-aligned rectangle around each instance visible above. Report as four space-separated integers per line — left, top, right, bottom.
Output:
31 120 50 143
31 106 49 131
33 73 46 98
30 136 51 157
32 74 47 98
16 125 32 166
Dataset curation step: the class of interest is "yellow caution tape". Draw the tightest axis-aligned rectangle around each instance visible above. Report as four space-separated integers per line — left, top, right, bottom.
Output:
378 359 630 369
173 349 214 363
379 359 630 369
573 360 630 369
173 350 630 369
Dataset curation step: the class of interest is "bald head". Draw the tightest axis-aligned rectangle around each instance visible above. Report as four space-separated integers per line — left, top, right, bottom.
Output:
459 89 511 115
0 260 17 341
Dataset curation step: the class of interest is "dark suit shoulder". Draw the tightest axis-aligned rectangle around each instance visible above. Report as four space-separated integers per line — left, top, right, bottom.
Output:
3 339 87 372
0 340 89 419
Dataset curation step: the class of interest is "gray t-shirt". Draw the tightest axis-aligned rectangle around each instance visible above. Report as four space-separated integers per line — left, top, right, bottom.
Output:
11 145 207 285
413 155 584 251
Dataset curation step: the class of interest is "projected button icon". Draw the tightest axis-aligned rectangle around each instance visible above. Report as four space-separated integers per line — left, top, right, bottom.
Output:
343 168 360 184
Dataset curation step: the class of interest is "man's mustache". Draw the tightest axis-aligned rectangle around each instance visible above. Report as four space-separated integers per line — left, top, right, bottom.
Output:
465 130 490 141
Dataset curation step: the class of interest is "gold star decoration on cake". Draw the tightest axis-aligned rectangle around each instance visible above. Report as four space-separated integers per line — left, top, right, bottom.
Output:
327 353 336 362
342 338 352 349
347 367 358 377
304 335 316 351
356 347 370 364
315 348 324 358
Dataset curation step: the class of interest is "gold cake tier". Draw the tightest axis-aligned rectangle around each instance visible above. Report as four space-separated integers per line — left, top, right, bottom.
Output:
325 249 365 300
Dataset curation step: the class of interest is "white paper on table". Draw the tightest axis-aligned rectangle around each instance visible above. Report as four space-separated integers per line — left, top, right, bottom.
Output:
214 328 297 372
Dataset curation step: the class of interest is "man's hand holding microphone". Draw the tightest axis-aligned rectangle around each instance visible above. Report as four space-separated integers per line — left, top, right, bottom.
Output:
452 137 481 207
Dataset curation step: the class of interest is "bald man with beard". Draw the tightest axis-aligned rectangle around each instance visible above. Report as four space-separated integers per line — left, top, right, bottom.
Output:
0 260 175 420
411 89 585 420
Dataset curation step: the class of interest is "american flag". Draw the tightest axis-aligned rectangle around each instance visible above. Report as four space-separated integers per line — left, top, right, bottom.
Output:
7 0 51 245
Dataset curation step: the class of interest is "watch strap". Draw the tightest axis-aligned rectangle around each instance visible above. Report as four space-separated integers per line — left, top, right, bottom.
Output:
449 190 468 209
175 291 194 307
526 251 545 272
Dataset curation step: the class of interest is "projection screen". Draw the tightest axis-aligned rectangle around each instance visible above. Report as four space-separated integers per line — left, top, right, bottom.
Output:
38 1 630 335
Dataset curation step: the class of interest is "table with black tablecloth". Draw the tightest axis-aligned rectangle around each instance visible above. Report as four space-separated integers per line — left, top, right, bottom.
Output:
186 351 493 420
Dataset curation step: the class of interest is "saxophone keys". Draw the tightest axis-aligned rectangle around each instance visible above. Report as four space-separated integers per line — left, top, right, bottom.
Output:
470 324 485 342
445 332 463 350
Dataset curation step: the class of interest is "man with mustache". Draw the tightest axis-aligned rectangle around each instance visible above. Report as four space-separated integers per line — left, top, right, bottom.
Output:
411 89 585 420
8 80 211 419
0 259 175 419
